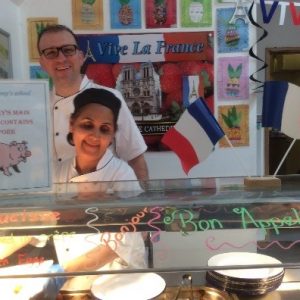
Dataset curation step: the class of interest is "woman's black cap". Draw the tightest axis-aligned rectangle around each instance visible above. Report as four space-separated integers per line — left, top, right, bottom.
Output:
73 88 121 120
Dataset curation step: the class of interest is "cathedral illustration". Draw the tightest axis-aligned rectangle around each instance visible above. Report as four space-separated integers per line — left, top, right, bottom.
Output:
119 62 162 121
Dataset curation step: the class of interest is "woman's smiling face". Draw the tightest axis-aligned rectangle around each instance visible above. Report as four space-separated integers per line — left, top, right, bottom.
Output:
70 103 116 174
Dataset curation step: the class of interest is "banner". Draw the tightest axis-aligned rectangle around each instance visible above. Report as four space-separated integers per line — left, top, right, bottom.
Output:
78 32 211 64
78 32 214 151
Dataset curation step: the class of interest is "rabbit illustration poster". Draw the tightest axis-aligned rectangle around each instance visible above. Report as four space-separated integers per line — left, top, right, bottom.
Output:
0 81 52 192
218 104 249 147
217 56 249 100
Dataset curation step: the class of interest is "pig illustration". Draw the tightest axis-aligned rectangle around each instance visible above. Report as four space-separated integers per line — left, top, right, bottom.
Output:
0 141 31 176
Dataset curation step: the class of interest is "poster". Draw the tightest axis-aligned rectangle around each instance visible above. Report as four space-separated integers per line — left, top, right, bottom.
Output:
72 0 103 30
180 0 212 27
0 81 52 192
216 7 249 53
110 0 141 29
0 29 12 79
30 65 53 90
78 32 214 150
217 56 249 100
27 17 58 62
145 0 177 29
218 104 249 147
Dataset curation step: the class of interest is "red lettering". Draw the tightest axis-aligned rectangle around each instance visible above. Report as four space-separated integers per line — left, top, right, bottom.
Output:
9 214 18 222
52 211 61 221
290 2 300 25
0 258 9 266
18 253 45 265
40 211 60 221
21 210 27 222
0 215 9 224
28 212 39 222
18 253 26 264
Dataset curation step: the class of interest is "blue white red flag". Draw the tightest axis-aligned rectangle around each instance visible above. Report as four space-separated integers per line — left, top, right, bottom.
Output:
262 81 300 139
162 98 225 174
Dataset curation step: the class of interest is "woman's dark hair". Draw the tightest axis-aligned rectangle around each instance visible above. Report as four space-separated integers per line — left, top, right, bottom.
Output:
66 132 75 146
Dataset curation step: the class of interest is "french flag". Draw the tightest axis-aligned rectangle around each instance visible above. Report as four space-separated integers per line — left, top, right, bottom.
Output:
162 98 225 174
182 76 204 108
262 81 300 139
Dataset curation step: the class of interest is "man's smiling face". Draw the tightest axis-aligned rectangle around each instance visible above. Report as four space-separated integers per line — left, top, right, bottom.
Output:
38 30 84 85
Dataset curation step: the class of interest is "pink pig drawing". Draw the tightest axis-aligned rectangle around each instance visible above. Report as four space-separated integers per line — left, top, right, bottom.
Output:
0 141 32 176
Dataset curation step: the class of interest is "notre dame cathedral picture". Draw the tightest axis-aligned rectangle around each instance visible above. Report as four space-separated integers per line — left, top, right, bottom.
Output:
116 62 163 121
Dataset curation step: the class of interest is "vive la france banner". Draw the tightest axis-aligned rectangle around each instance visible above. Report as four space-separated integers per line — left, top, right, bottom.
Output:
77 32 214 152
219 0 300 25
77 32 211 64
259 0 300 25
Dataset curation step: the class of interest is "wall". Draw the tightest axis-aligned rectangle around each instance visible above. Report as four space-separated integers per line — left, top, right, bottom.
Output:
7 0 261 179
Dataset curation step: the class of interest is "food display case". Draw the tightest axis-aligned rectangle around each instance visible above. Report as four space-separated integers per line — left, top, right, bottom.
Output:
1 176 300 300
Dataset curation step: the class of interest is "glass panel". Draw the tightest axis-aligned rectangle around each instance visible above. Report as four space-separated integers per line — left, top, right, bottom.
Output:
1 176 300 298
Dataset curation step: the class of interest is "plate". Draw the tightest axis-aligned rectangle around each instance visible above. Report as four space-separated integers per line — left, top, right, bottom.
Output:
91 273 166 300
208 252 283 279
0 260 53 300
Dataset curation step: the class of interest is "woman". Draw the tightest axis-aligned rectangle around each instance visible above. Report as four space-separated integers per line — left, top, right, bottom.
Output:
53 88 147 292
0 89 146 297
55 87 142 189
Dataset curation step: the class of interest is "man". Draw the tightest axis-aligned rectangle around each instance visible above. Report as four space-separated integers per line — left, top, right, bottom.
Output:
37 24 149 181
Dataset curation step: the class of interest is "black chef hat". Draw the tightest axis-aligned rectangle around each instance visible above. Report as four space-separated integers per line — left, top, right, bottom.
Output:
73 88 121 121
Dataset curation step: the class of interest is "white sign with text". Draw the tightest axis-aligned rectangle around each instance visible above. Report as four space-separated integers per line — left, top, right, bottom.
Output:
0 80 52 192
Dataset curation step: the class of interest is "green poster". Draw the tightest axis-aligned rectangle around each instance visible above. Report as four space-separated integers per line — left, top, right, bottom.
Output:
181 0 212 27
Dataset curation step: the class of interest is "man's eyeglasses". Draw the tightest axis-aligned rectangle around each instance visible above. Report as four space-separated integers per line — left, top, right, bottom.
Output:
40 44 78 59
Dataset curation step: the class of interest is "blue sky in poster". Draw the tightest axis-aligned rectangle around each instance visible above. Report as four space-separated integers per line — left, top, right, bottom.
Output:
217 8 249 53
110 0 141 29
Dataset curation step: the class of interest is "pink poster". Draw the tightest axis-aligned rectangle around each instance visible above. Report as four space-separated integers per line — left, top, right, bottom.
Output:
217 56 249 100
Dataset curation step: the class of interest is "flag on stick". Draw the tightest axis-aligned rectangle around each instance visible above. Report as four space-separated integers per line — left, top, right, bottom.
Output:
162 98 225 174
262 80 300 139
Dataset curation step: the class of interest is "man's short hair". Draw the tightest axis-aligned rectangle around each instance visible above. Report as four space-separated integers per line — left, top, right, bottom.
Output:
37 24 79 52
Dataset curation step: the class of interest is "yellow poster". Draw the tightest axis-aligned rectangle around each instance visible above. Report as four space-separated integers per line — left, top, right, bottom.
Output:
218 104 249 147
27 18 58 62
72 0 103 30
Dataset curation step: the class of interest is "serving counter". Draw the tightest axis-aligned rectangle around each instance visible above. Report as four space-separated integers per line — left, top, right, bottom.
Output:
1 176 300 299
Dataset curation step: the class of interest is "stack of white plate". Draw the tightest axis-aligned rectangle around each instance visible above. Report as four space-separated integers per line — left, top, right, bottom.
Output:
206 252 284 296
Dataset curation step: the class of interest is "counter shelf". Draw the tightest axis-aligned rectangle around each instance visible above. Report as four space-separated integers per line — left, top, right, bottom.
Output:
0 176 300 300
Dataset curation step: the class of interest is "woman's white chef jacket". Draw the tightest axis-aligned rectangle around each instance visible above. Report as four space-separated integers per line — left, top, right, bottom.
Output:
54 149 146 290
